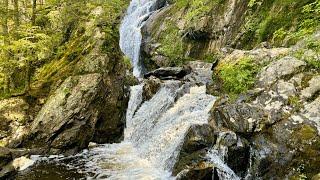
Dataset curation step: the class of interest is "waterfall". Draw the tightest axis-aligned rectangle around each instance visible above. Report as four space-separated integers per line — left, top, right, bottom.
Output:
81 82 216 179
20 1 225 179
27 81 216 179
119 0 164 77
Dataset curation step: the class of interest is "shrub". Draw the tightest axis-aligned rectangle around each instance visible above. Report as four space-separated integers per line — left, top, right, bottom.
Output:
216 57 259 98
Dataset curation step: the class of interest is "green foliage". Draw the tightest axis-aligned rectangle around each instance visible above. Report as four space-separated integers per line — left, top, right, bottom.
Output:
240 0 320 49
0 0 129 99
158 22 186 66
288 95 303 112
185 0 211 22
248 0 262 7
305 39 320 70
272 28 288 46
216 57 259 98
293 37 320 70
203 53 221 63
123 56 132 70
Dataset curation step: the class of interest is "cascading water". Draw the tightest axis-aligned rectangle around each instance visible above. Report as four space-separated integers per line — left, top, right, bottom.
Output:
15 0 236 179
22 81 217 179
119 0 164 77
206 132 241 180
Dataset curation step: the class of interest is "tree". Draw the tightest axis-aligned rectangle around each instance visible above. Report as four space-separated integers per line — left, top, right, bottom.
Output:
31 0 37 25
1 0 9 44
1 0 10 93
13 0 20 29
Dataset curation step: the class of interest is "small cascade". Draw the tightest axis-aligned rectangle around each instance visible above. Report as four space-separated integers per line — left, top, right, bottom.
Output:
126 84 144 123
125 81 181 141
206 132 240 180
119 0 165 77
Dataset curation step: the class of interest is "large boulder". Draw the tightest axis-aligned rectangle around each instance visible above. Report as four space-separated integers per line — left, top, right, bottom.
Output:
183 61 214 86
248 119 320 179
173 124 216 177
258 56 306 86
20 73 120 154
301 75 320 100
210 102 267 133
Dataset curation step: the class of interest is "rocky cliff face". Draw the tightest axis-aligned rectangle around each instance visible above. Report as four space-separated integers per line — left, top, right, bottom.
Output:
138 0 320 177
141 0 319 69
172 32 320 179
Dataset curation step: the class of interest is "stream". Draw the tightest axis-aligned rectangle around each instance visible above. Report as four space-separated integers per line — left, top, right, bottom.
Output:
14 0 239 179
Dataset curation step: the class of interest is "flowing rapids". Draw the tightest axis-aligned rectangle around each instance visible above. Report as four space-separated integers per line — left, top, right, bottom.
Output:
19 82 216 179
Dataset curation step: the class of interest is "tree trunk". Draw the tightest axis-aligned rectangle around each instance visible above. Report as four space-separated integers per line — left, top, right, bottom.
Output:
13 0 20 29
24 60 31 93
1 0 9 93
31 0 37 25
2 0 9 44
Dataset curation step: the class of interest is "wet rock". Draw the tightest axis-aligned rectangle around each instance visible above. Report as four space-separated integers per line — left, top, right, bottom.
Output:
142 77 162 101
0 147 12 168
173 124 215 176
88 142 98 149
226 140 250 178
144 66 192 80
258 56 306 86
0 147 35 179
12 156 34 171
21 73 111 154
0 163 15 179
176 162 213 180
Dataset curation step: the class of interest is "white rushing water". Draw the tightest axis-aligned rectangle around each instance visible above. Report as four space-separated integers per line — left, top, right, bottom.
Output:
28 81 217 179
80 82 216 179
119 0 164 77
28 83 215 179
24 0 231 179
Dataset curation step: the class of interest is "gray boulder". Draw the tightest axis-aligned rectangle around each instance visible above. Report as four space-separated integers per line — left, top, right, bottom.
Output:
21 73 113 154
173 124 215 176
210 101 267 133
258 56 306 86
